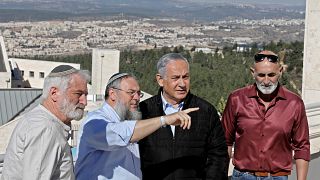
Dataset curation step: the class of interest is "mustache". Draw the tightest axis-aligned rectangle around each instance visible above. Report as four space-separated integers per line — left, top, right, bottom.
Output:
260 83 275 87
76 104 86 109
131 99 140 105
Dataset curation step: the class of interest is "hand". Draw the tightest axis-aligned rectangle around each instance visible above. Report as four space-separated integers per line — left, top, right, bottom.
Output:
164 107 199 129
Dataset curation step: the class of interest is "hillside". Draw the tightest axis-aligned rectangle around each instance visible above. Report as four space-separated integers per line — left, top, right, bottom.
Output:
0 0 305 22
26 41 303 113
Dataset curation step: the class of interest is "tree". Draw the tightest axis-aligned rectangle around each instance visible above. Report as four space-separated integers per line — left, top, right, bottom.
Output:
25 42 303 113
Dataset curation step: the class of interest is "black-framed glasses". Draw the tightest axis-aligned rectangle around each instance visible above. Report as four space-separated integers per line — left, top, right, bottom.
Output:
112 87 144 98
254 54 279 63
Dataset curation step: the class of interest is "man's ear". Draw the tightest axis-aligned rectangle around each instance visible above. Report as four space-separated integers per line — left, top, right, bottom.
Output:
109 89 117 101
250 67 255 79
49 87 59 102
279 65 284 77
156 74 164 87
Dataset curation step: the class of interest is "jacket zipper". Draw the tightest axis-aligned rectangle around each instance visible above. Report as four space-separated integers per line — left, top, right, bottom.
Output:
172 134 175 159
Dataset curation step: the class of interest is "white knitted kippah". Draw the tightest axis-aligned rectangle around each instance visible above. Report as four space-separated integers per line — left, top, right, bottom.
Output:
106 72 130 86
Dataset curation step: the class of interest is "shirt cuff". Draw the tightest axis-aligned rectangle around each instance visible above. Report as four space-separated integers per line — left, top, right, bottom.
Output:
106 120 137 145
120 120 137 143
294 150 311 161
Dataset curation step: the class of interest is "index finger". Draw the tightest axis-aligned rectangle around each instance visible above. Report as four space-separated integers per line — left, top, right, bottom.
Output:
182 107 199 114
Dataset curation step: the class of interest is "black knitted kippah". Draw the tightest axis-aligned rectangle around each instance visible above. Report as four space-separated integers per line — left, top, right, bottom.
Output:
48 65 78 77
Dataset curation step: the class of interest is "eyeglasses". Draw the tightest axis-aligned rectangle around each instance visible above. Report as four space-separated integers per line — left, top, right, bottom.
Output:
254 54 279 63
112 87 144 98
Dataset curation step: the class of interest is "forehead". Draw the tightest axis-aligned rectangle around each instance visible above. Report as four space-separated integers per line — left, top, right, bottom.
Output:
256 50 277 56
120 77 140 89
254 61 280 73
68 74 88 90
69 74 86 86
166 60 189 74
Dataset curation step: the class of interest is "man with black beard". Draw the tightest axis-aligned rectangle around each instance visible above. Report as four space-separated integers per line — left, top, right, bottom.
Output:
2 65 90 180
222 50 310 180
75 73 198 180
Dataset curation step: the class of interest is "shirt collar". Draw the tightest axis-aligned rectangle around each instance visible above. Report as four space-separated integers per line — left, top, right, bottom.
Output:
160 92 184 111
276 85 287 99
102 102 121 122
247 84 258 97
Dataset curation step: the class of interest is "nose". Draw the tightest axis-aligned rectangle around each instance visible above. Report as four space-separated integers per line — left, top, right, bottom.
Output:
79 94 88 106
178 77 186 87
262 75 270 85
132 92 140 101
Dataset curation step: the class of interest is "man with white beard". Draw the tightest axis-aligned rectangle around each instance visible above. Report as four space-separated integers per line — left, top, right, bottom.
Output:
222 50 310 180
75 73 199 180
2 65 90 180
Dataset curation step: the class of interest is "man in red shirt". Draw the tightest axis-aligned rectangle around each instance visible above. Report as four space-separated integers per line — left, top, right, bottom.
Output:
222 50 310 180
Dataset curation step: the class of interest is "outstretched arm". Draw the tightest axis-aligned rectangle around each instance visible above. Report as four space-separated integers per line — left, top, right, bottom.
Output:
130 107 199 142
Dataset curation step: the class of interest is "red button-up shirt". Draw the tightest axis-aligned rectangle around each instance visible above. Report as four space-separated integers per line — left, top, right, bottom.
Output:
222 84 310 173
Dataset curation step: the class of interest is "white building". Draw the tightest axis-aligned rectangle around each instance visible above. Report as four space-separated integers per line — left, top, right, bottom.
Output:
0 36 81 89
195 47 213 54
9 58 80 88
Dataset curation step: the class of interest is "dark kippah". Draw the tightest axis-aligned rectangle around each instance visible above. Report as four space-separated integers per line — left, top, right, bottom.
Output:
106 72 129 86
48 65 78 77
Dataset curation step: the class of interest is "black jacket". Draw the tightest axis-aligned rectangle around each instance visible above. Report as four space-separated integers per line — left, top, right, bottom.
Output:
139 89 229 180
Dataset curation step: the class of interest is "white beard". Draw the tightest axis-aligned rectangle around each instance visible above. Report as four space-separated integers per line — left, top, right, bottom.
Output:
256 81 278 94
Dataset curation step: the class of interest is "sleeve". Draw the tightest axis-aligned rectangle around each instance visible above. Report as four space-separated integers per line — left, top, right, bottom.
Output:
81 118 137 151
57 145 75 179
205 107 229 180
22 126 63 180
221 94 236 146
292 100 310 161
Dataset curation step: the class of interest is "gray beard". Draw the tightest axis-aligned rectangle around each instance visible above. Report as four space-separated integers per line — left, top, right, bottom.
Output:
59 97 85 121
114 100 142 121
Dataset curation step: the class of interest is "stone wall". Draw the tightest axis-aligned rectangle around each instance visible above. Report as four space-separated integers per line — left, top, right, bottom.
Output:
302 0 320 104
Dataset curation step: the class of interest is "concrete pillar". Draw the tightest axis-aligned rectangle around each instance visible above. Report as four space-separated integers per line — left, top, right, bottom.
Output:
0 36 11 88
91 49 120 97
302 0 320 104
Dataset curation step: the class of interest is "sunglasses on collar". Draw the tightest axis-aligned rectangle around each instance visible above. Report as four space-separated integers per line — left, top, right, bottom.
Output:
254 54 279 63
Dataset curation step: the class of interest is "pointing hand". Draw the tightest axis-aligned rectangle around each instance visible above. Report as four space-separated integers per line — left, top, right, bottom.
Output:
164 107 199 129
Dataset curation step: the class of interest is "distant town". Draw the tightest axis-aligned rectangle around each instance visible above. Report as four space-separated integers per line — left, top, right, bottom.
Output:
0 17 304 57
